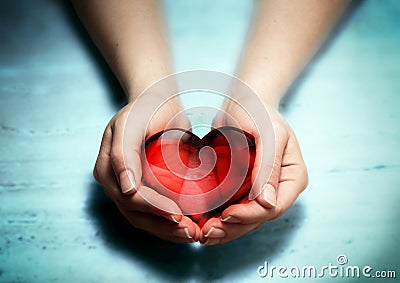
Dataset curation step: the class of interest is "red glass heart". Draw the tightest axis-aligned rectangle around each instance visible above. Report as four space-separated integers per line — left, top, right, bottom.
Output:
142 126 255 227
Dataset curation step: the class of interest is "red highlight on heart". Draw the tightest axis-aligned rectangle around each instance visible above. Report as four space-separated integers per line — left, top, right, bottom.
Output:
142 126 256 227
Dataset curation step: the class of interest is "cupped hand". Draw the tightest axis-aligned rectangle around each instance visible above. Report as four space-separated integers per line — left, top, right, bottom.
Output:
93 94 201 243
201 101 308 245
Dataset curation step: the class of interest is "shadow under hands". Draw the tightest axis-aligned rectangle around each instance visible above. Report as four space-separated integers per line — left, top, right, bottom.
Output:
86 182 304 281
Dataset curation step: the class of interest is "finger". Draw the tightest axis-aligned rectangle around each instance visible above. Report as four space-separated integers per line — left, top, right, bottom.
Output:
220 169 307 226
96 122 184 223
221 136 307 223
110 103 144 195
93 125 113 185
203 224 259 246
200 217 225 244
94 147 184 228
272 133 308 212
200 217 259 245
250 117 288 203
119 209 198 242
96 149 184 223
224 134 308 223
277 165 308 211
129 185 184 222
93 126 123 200
94 152 120 198
102 184 183 223
220 201 278 225
280 133 308 189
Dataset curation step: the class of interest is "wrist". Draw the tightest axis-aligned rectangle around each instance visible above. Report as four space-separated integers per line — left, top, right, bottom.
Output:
232 75 282 111
124 69 174 104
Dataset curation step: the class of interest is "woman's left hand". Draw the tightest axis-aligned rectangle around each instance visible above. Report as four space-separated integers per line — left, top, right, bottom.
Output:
200 103 308 245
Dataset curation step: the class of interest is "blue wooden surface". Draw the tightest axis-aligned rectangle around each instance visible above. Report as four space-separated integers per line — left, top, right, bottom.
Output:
1 0 399 282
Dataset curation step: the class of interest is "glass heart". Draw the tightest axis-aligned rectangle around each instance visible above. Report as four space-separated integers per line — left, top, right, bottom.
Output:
142 126 256 227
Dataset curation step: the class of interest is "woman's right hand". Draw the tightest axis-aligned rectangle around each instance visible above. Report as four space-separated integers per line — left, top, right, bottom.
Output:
72 0 205 242
93 96 201 243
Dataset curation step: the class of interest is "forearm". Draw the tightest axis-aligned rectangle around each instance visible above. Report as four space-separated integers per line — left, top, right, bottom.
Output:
237 0 349 108
71 0 173 102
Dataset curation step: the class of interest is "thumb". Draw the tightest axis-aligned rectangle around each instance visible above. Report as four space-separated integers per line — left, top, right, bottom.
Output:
251 128 287 209
110 105 144 195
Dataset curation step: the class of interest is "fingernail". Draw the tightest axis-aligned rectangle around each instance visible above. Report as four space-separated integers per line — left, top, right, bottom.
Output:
221 216 231 222
183 227 191 239
204 227 226 238
171 215 180 223
221 216 242 224
173 227 192 239
119 170 135 194
262 184 277 207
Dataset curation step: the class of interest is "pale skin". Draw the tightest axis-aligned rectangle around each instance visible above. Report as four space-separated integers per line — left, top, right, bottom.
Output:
71 0 349 244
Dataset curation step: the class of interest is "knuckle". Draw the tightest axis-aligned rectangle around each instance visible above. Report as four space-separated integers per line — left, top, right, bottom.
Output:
92 156 108 185
299 166 309 191
138 199 152 213
92 164 106 186
113 114 127 129
110 148 124 171
102 124 112 139
93 166 100 182
269 162 281 185
269 207 285 221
